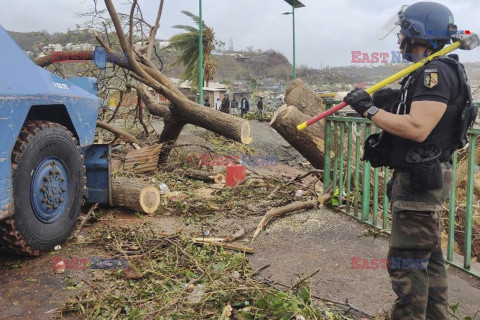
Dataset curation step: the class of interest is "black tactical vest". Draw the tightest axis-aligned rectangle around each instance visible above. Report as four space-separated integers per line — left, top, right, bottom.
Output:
388 55 472 169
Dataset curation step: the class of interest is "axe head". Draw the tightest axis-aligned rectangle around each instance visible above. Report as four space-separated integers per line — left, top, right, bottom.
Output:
452 32 480 50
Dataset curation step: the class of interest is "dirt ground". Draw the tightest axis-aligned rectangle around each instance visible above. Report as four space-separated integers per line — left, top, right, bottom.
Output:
1 120 480 319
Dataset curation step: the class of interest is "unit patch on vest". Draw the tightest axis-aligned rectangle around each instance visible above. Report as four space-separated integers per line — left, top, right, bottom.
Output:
424 69 438 88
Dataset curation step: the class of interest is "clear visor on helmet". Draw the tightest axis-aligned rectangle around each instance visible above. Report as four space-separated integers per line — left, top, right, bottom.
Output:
376 5 409 40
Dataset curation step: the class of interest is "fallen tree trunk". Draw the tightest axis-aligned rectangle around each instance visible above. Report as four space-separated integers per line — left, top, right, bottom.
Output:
165 99 252 144
184 169 224 184
270 105 325 169
111 177 161 214
158 113 186 163
137 84 251 165
35 44 253 147
137 85 185 163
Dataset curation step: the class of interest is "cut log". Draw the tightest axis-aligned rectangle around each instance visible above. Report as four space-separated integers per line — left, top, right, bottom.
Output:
285 78 324 117
124 144 163 174
111 177 161 214
134 79 252 145
184 169 225 184
252 200 317 241
270 105 325 169
168 101 252 145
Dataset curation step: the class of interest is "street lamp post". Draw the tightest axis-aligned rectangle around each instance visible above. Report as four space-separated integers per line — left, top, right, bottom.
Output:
198 0 204 105
282 0 305 79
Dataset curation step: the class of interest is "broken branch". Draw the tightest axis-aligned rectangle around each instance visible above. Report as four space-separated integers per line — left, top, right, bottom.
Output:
252 200 317 241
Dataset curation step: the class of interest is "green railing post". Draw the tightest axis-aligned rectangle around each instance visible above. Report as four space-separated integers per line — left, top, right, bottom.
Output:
354 123 361 217
324 110 332 189
346 123 353 213
372 167 379 227
361 123 372 222
338 123 345 207
464 134 476 270
332 123 339 194
447 151 458 262
382 168 390 230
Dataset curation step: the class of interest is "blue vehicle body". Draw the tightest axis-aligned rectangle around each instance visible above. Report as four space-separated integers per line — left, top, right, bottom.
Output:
0 25 101 219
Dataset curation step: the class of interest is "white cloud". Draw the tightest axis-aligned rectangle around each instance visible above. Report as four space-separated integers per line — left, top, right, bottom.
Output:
1 0 478 67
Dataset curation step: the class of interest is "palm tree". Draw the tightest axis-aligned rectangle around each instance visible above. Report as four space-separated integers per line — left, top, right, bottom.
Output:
165 10 217 88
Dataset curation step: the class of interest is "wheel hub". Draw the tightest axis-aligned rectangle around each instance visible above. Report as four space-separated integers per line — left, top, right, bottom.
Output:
31 157 69 223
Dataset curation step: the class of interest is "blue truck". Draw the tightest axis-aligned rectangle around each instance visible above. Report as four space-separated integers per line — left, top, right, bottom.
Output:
0 25 111 255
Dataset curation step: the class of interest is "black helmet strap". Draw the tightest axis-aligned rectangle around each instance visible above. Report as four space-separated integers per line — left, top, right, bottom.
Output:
401 36 415 62
401 36 436 62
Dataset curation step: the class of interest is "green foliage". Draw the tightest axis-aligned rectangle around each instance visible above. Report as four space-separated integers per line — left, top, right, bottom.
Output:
244 111 273 122
60 225 347 319
450 302 459 315
164 10 216 88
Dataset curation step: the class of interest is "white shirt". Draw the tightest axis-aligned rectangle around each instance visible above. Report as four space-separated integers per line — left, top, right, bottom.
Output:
215 100 221 110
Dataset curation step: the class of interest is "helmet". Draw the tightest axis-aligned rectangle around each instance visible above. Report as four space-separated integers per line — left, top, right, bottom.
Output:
400 2 454 42
377 2 455 43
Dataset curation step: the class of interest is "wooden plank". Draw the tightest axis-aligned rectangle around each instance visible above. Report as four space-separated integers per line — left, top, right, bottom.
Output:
124 144 163 174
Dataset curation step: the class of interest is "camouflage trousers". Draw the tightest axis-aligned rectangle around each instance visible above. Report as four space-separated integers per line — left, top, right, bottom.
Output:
387 164 452 320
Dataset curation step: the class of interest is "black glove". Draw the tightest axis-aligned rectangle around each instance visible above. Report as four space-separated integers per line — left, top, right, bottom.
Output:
343 88 373 117
372 88 400 110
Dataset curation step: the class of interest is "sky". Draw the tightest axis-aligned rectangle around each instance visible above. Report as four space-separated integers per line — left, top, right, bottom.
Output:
1 0 479 67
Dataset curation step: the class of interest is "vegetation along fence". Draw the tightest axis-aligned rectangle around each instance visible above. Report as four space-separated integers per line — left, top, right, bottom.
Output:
323 100 480 278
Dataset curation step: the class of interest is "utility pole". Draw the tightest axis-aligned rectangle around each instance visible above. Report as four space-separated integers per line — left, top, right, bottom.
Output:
292 7 296 79
282 0 304 80
198 0 204 105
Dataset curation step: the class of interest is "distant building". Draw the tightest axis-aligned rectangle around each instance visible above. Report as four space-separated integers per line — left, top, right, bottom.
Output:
235 54 251 62
44 43 63 52
170 78 228 105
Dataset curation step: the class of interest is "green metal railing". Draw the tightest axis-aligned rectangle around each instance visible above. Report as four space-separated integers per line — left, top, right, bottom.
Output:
323 101 480 277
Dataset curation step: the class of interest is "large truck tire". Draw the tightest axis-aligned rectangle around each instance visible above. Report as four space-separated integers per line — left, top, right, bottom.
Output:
0 121 86 255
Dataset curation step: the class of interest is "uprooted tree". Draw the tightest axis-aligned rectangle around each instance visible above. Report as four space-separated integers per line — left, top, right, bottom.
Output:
35 0 252 165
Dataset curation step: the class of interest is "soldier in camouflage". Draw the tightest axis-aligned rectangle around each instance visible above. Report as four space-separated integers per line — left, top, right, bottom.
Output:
344 2 474 319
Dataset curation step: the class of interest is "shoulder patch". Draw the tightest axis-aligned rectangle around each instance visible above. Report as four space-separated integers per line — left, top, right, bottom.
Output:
424 70 438 88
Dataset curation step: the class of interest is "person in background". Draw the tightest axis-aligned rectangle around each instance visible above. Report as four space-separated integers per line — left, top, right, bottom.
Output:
215 98 221 110
204 98 211 107
240 96 250 117
257 97 264 112
231 97 239 115
221 95 230 113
